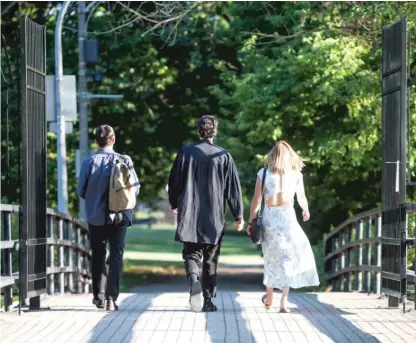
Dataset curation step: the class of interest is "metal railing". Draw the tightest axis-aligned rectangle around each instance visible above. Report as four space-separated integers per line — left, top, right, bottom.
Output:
325 206 416 298
324 208 383 293
0 204 91 312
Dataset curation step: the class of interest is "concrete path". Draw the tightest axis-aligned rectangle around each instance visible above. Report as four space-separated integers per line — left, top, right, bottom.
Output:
1 292 416 343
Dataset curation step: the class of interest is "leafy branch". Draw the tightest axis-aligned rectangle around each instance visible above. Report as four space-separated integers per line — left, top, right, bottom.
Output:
240 25 374 46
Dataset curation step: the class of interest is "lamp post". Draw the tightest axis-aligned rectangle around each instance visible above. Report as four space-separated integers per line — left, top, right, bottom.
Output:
78 1 88 219
55 1 71 214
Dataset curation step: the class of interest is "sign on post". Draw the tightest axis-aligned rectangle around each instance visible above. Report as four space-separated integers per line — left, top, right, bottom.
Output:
49 121 74 134
45 75 77 122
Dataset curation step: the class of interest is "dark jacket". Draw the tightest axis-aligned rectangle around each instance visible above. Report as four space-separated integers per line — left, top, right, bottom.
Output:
168 140 243 245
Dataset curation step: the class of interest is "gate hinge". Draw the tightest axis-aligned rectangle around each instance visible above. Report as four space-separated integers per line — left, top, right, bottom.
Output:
19 240 27 253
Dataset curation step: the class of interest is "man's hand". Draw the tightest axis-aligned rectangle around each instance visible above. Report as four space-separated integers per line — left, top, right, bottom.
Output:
302 209 310 222
172 208 178 214
236 218 245 231
246 224 251 236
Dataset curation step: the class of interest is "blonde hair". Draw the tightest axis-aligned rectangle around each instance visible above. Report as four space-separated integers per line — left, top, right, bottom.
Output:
265 140 305 174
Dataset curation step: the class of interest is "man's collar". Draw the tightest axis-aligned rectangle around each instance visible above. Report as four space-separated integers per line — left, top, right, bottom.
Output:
99 146 114 153
200 138 214 144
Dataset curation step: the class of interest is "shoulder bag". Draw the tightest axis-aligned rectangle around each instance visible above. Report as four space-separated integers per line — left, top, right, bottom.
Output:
250 168 267 244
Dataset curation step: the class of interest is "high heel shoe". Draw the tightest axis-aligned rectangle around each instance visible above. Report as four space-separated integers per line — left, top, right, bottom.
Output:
261 294 272 310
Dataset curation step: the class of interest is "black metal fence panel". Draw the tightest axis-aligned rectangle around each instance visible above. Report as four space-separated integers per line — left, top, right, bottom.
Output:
19 15 47 307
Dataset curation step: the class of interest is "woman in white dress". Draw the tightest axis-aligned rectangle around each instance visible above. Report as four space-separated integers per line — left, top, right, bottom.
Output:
246 141 319 312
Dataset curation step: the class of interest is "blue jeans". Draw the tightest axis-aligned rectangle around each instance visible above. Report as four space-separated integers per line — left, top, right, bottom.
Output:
89 214 129 301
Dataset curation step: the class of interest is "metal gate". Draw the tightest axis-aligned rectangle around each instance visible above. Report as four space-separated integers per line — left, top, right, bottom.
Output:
381 15 411 309
19 15 47 308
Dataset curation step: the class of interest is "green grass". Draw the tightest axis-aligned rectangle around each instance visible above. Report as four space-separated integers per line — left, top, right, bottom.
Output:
121 224 327 292
134 211 166 220
121 225 261 290
125 224 258 256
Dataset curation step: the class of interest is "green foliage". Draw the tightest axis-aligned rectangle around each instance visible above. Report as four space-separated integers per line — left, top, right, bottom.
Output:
2 1 416 247
211 1 416 243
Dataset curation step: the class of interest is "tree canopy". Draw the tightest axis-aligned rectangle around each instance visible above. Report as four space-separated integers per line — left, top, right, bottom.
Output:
1 1 416 243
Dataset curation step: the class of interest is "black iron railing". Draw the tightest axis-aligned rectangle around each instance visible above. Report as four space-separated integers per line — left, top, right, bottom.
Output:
324 208 383 293
325 206 416 303
0 204 91 312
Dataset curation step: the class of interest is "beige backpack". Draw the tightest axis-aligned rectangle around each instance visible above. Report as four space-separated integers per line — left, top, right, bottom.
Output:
109 158 136 212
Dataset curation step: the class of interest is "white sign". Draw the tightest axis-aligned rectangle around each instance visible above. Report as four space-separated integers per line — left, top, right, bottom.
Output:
49 121 73 134
46 75 77 122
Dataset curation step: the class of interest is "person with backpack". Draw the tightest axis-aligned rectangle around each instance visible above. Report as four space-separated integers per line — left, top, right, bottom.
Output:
77 124 140 311
168 115 244 312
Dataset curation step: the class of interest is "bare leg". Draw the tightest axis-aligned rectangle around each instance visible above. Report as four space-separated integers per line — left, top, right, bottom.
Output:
266 287 273 305
280 286 289 309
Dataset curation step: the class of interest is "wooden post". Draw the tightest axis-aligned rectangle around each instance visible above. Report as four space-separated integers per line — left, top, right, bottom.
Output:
375 215 382 294
48 215 55 294
366 218 372 293
356 220 363 292
76 226 82 293
67 221 74 293
340 251 346 292
345 259 351 292
58 218 65 294
2 212 13 311
340 230 346 292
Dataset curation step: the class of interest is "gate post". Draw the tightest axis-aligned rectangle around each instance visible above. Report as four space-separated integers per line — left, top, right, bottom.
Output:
19 15 48 309
381 15 409 308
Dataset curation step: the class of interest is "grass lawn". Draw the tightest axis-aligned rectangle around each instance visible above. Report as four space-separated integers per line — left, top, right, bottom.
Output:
121 224 261 291
121 224 328 292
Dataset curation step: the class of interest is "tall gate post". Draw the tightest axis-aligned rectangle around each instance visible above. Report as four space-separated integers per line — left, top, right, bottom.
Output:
19 15 48 309
381 15 409 308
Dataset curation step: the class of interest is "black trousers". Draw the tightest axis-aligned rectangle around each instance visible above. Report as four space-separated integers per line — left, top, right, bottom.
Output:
182 241 222 299
89 218 128 301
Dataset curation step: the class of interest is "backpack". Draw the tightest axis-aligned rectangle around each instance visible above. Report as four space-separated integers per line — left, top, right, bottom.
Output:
108 157 136 212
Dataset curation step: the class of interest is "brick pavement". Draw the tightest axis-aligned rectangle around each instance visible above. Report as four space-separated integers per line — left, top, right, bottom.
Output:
1 292 416 343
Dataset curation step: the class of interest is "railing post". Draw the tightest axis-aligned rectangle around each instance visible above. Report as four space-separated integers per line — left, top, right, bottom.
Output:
345 257 351 292
48 215 55 294
356 220 363 292
375 214 382 294
345 226 352 292
2 212 13 311
340 230 346 291
365 218 372 293
67 221 74 293
334 236 340 291
58 218 65 294
76 226 83 293
83 233 90 294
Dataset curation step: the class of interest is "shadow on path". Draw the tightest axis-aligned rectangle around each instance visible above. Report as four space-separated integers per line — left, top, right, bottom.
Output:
289 293 381 343
86 289 258 343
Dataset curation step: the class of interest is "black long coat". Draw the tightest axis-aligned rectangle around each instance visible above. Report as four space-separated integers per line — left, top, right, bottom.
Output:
168 140 243 245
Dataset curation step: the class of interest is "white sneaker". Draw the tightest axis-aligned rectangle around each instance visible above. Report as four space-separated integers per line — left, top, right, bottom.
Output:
189 279 203 312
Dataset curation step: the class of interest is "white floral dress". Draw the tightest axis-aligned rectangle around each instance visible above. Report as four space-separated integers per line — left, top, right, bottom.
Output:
258 168 319 289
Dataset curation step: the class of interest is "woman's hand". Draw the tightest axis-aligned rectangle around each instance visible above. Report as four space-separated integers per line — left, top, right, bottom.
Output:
246 223 252 236
302 209 310 222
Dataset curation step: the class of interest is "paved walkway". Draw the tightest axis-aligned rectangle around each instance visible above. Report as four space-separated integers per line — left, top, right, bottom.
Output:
1 292 416 343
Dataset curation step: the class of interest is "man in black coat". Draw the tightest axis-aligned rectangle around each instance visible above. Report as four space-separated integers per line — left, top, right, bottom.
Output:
168 115 244 312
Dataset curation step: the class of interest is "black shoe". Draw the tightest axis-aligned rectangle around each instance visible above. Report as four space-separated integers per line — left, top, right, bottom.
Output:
105 297 119 311
92 297 105 309
202 298 217 312
189 279 203 312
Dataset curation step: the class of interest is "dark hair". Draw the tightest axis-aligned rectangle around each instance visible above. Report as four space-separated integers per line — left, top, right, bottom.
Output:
94 124 115 147
197 115 218 139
